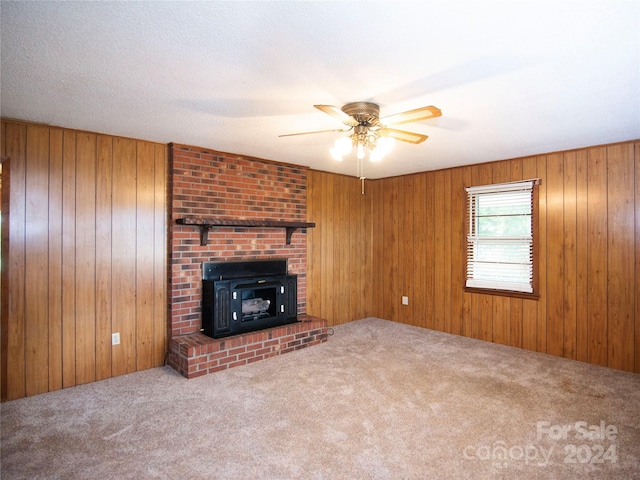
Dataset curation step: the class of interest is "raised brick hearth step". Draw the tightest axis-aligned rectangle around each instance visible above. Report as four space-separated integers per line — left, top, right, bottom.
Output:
167 315 328 378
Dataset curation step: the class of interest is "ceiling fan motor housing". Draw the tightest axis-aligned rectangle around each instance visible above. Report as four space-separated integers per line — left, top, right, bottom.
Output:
341 102 380 126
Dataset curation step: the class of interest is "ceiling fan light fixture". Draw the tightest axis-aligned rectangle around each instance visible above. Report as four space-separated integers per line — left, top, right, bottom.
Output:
366 133 396 162
330 136 352 161
376 136 395 156
369 149 384 163
329 148 342 161
330 130 395 163
283 101 438 175
368 140 391 163
335 136 352 155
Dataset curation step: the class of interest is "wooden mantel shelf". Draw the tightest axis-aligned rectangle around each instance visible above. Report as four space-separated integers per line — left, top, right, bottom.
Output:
176 217 316 246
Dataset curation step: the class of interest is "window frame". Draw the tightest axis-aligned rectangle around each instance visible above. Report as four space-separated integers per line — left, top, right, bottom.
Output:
464 179 540 300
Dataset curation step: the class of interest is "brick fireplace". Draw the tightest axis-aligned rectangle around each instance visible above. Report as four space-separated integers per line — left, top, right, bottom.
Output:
166 144 327 378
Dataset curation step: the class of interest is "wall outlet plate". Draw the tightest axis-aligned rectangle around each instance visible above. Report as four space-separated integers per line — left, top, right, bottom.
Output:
402 296 409 305
112 332 120 345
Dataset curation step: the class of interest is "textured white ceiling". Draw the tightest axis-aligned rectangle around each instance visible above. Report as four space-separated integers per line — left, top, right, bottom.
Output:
1 1 639 179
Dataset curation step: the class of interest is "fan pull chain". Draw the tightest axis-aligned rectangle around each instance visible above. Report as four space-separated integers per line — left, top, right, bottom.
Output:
357 154 366 194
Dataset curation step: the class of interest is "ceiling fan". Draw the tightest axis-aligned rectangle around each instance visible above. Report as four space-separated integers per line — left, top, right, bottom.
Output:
279 101 442 163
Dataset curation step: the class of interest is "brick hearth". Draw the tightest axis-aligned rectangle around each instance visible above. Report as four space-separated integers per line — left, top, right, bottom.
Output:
167 315 328 378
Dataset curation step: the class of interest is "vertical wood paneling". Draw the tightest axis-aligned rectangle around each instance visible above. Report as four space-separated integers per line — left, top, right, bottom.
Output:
1 124 10 399
449 168 464 336
361 179 374 319
24 124 50 397
460 167 473 338
587 146 608 366
433 170 450 332
136 142 156 370
412 173 427 329
546 153 564 357
306 171 374 325
48 129 64 391
5 123 27 399
370 178 385 316
1 120 169 400
348 178 373 320
61 130 77 388
382 177 399 322
492 297 511 347
74 132 97 385
575 150 589 363
563 151 577 360
636 142 640 375
348 177 360 321
306 171 321 316
60 131 78 388
635 142 640 375
606 143 635 371
478 294 493 343
536 155 548 353
111 138 137 376
321 173 334 322
312 171 325 318
331 175 343 324
442 170 452 333
399 175 414 324
95 135 113 381
153 144 168 366
433 171 445 331
423 172 435 330
337 175 351 324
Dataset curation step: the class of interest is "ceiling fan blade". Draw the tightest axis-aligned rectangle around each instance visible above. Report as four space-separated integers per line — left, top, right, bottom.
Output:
314 105 359 126
279 128 350 138
381 128 428 144
380 105 442 126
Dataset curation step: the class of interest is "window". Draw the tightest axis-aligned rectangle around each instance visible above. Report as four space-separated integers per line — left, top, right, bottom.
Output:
465 179 538 296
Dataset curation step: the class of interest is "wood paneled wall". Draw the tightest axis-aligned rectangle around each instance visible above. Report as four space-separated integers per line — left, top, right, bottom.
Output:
306 171 375 326
2 118 636 402
1 120 168 400
307 141 640 374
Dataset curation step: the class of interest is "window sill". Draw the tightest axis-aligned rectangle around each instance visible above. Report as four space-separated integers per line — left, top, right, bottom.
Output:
464 287 540 300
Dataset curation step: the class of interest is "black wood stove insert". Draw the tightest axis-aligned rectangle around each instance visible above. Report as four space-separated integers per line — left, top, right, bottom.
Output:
201 259 298 339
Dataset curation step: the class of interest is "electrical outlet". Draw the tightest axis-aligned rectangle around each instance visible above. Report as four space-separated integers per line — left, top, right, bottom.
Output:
112 332 120 346
402 296 409 305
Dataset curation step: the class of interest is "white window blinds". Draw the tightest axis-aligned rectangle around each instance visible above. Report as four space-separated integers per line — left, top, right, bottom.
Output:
466 180 536 293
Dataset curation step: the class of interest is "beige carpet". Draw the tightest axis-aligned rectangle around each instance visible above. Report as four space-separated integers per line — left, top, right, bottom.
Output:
2 318 639 479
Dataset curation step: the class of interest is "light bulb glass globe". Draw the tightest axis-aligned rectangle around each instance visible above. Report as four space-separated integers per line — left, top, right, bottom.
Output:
377 136 395 155
335 137 352 155
369 149 383 162
356 143 365 160
330 148 343 161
